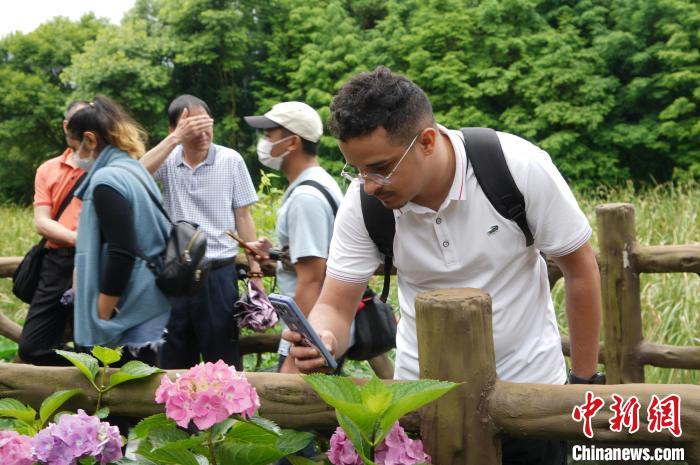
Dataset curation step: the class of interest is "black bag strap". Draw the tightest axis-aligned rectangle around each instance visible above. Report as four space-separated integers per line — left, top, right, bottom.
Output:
109 164 172 268
37 171 87 249
460 128 534 247
110 165 173 225
54 172 87 222
286 180 339 216
360 190 395 302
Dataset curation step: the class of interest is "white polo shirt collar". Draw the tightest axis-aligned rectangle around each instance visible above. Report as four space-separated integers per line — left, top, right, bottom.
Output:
396 125 468 218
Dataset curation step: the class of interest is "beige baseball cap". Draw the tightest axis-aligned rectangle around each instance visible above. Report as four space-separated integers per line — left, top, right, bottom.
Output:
245 101 323 143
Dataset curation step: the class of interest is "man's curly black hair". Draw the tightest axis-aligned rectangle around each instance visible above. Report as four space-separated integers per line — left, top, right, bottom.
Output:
328 66 434 144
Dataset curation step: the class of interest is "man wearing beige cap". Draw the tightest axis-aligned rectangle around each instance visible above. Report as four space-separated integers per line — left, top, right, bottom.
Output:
245 101 344 374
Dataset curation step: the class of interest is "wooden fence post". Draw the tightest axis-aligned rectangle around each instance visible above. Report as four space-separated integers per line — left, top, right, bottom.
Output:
416 288 499 465
596 203 644 384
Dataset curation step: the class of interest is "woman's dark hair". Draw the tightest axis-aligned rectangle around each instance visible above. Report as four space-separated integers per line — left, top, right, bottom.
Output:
66 95 147 158
328 66 434 143
167 94 212 128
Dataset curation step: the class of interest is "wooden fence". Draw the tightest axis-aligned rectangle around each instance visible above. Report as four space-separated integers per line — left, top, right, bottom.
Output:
3 202 698 380
0 288 698 464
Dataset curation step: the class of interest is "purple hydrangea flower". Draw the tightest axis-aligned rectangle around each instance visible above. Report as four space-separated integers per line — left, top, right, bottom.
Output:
31 409 123 465
328 423 431 465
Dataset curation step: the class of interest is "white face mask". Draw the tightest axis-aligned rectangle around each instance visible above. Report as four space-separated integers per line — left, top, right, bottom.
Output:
256 135 294 170
72 141 97 172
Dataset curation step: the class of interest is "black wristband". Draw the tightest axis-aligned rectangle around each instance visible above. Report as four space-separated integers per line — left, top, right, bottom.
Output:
569 369 606 385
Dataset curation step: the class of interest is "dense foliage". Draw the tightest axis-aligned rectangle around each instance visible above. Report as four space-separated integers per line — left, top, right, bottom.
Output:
1 0 698 202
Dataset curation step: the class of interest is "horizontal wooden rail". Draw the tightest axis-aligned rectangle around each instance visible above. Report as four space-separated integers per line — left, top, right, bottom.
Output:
490 381 700 443
0 363 415 431
638 342 700 369
632 244 700 274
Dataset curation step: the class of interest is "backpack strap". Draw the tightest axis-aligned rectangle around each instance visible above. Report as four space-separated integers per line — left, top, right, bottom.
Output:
360 189 395 302
287 180 339 216
110 164 172 225
461 128 534 247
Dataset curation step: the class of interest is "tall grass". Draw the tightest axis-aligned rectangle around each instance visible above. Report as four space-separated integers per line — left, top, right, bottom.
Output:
0 182 697 383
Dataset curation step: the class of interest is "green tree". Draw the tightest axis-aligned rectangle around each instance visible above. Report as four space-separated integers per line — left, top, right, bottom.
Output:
0 15 105 202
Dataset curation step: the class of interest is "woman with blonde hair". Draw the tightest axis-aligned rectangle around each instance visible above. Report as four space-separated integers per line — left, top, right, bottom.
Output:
67 95 170 364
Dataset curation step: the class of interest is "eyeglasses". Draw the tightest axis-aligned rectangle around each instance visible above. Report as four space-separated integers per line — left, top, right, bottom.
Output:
340 132 420 186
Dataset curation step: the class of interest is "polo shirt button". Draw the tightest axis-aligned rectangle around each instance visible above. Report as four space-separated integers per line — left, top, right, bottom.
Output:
442 241 449 247
436 218 442 224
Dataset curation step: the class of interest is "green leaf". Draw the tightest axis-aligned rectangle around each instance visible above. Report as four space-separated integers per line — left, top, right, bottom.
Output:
139 447 201 465
303 374 376 441
247 416 281 436
148 425 190 449
39 389 82 425
337 412 373 464
286 456 321 465
133 414 174 439
108 361 162 388
91 346 123 366
0 398 37 423
79 457 97 465
56 350 99 383
275 429 314 455
94 407 110 419
215 442 284 465
210 418 236 439
360 377 392 417
378 380 459 443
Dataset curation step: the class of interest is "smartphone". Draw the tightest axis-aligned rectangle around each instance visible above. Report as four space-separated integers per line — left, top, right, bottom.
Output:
268 294 338 371
225 230 266 257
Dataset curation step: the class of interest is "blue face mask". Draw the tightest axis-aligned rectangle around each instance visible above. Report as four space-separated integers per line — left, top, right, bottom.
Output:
72 140 96 172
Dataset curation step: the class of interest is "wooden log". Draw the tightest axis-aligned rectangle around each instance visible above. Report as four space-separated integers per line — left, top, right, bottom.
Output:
490 381 700 444
239 333 281 354
0 256 22 279
367 353 394 380
596 203 644 384
637 341 700 370
0 312 22 342
631 244 700 275
416 288 499 465
0 363 422 432
561 335 605 364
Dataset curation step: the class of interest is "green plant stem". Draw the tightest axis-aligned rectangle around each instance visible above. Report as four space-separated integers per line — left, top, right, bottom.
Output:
95 365 108 413
208 429 219 465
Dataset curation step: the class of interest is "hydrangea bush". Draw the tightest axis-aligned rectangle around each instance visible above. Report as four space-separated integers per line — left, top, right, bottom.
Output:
304 374 458 465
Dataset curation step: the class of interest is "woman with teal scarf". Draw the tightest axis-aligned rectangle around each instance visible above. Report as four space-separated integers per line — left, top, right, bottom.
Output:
66 95 171 365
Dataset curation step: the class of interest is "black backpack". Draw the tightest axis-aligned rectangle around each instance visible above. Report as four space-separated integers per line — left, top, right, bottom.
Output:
361 127 535 301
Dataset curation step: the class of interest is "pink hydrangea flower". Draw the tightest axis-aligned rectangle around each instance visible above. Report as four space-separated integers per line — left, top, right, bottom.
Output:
374 422 431 465
155 360 260 430
0 430 33 465
328 423 431 465
31 409 123 465
328 427 362 465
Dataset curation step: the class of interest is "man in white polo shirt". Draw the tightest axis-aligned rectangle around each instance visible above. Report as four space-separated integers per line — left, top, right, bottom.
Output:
285 67 602 464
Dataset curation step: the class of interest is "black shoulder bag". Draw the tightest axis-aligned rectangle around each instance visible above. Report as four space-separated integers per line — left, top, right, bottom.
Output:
112 165 209 297
12 172 87 303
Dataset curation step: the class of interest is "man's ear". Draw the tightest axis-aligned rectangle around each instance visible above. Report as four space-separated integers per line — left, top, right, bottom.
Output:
418 126 438 157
